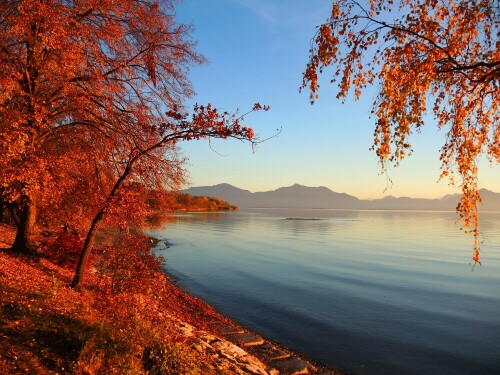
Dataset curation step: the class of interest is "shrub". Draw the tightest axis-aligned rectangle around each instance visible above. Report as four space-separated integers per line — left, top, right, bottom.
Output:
45 231 84 268
94 233 165 295
142 342 200 375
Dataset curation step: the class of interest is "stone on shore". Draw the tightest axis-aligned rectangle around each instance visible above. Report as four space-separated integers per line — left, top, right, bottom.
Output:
225 332 265 347
249 342 291 361
270 356 311 375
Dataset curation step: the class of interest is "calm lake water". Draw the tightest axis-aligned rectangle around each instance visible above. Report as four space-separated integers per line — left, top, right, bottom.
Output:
151 209 500 375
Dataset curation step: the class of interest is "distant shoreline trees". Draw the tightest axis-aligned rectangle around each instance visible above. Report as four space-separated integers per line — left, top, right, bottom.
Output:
173 193 238 211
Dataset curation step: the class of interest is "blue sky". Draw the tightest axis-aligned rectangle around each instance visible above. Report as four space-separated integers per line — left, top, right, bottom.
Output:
174 0 499 199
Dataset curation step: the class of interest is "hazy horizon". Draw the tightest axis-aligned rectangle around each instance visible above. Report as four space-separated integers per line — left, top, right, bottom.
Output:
175 0 500 200
183 181 499 201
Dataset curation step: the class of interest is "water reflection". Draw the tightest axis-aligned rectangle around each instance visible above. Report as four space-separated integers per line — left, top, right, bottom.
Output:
151 209 500 375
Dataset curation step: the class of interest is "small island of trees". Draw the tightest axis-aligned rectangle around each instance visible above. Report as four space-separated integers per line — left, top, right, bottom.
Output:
173 194 238 211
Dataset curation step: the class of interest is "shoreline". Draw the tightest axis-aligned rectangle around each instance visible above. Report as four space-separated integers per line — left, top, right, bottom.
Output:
150 211 335 374
159 265 342 375
150 228 342 375
0 223 341 374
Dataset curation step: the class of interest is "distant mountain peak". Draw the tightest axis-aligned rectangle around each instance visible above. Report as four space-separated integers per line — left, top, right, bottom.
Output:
283 183 332 191
183 183 500 211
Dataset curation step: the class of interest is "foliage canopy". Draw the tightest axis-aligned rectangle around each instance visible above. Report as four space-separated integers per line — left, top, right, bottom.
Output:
0 0 267 285
302 0 500 264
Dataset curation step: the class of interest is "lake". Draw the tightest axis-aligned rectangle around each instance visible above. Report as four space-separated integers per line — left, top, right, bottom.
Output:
150 209 500 375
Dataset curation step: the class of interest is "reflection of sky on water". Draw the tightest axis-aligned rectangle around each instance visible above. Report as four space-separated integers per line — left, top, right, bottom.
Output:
151 209 500 375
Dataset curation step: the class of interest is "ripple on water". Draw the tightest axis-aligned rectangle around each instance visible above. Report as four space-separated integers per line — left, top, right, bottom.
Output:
151 209 500 375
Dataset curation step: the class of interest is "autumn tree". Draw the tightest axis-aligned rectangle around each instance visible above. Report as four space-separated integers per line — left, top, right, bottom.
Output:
302 0 500 264
0 0 203 255
71 103 266 288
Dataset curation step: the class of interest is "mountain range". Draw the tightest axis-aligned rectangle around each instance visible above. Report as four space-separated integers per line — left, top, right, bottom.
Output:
183 183 500 211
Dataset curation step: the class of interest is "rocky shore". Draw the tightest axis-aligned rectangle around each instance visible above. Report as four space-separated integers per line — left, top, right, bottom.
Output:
165 291 341 375
153 253 341 374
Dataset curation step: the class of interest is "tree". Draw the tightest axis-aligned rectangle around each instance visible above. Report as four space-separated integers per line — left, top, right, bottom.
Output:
0 0 204 255
71 103 267 288
1 1 270 287
302 0 500 264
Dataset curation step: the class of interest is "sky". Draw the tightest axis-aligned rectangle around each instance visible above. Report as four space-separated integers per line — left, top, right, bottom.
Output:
174 0 499 199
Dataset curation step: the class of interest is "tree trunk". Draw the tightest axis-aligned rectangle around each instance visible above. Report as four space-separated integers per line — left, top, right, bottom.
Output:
11 196 38 256
71 160 136 289
71 211 103 288
7 204 20 226
0 202 5 223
